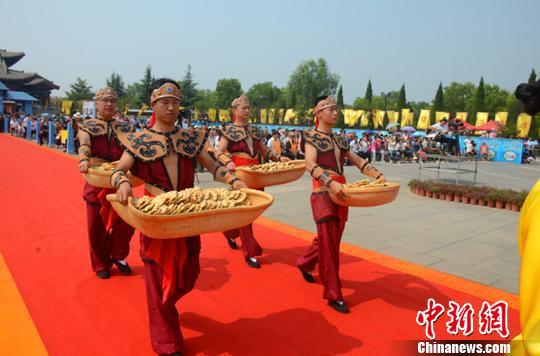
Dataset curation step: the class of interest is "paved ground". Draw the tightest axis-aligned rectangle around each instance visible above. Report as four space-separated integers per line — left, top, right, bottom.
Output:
198 160 539 294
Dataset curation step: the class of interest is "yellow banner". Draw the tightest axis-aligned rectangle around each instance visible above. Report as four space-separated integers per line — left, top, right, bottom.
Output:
208 108 217 122
123 104 129 115
194 109 200 121
435 111 450 122
387 111 399 124
343 109 359 126
456 112 468 122
219 109 231 122
352 110 361 126
494 112 508 126
475 112 489 127
260 109 267 124
400 109 413 126
359 110 369 127
417 109 431 129
278 109 285 124
284 109 296 124
138 104 148 117
517 113 532 138
61 100 73 115
267 109 276 124
372 110 385 129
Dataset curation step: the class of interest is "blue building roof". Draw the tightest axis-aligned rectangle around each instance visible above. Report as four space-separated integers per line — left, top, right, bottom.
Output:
6 90 38 101
0 81 8 91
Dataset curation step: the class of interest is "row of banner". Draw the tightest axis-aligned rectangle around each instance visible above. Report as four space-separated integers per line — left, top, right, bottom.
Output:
60 100 535 138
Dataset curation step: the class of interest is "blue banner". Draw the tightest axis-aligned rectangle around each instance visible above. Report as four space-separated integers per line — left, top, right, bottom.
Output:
458 136 523 164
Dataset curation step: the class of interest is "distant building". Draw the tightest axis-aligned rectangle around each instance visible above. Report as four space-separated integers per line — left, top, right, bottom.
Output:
0 49 59 114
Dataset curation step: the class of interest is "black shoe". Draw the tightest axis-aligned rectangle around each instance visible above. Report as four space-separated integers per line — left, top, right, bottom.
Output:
328 300 350 314
225 237 238 250
96 269 110 279
113 260 132 275
298 268 316 283
245 257 261 269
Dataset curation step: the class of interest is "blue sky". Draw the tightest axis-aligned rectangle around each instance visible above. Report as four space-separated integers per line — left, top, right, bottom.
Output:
2 0 538 104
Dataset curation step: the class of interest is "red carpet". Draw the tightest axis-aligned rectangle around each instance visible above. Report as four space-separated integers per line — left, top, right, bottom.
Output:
0 134 519 355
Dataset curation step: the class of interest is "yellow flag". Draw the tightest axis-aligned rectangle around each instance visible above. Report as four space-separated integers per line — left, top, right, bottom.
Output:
475 112 489 127
401 109 414 126
278 109 285 124
456 112 468 122
284 109 295 124
123 104 129 115
343 110 350 125
194 109 200 121
494 112 508 126
61 100 73 115
359 110 368 127
435 112 450 122
351 110 361 126
372 110 379 129
219 109 231 122
387 111 399 124
260 109 267 124
517 113 532 138
208 108 217 121
417 109 431 129
138 104 148 117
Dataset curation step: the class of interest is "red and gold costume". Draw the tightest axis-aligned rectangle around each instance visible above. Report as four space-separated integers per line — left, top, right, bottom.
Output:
296 128 351 301
219 124 267 258
78 91 135 272
116 125 208 355
217 95 281 259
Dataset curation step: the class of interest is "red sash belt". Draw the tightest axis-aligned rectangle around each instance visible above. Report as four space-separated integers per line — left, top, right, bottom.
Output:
312 174 346 190
232 155 259 167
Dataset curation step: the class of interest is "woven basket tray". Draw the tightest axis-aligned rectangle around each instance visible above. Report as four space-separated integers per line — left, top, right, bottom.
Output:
106 188 274 239
234 160 306 189
330 182 400 207
83 165 143 189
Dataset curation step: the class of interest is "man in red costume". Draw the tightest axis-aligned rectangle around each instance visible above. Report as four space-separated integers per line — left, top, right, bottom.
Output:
296 96 386 313
114 79 246 356
215 94 289 268
78 87 135 279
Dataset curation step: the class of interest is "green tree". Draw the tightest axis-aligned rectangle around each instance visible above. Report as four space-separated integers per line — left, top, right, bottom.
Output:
474 77 486 114
443 82 475 114
194 89 217 112
432 83 444 112
247 82 281 109
178 64 199 109
125 82 143 108
529 69 537 84
136 65 154 105
215 78 242 108
397 84 407 110
365 79 373 108
484 84 511 115
66 77 94 101
336 84 345 127
106 72 126 98
287 58 340 111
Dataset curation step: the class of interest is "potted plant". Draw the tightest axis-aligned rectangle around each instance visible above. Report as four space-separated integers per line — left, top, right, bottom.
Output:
453 185 464 202
431 186 441 199
494 190 506 209
461 187 470 204
467 190 482 205
477 187 490 207
408 179 419 194
425 181 434 198
486 189 497 208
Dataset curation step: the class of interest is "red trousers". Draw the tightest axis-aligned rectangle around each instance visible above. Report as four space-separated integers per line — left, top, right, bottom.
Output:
223 224 263 258
140 235 201 355
84 182 134 271
296 192 348 301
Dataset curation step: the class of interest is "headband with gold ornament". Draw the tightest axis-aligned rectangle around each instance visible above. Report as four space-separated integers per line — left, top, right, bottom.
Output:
231 94 250 108
313 96 338 114
94 87 117 101
150 83 181 104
